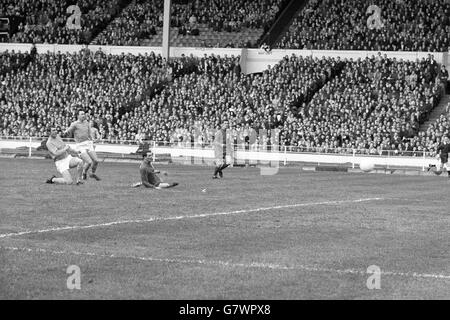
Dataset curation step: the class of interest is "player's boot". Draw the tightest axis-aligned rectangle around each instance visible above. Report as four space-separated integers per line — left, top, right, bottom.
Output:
76 180 84 185
90 173 101 181
427 164 436 172
212 175 218 179
218 170 223 178
46 175 56 184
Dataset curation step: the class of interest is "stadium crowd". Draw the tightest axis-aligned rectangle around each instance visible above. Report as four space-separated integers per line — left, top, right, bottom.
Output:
0 48 34 75
0 0 284 47
94 0 285 47
183 0 284 32
1 49 449 156
278 0 450 52
117 54 343 146
96 52 448 156
0 48 192 140
412 104 450 155
0 0 128 44
2 0 450 51
93 0 161 46
283 54 445 155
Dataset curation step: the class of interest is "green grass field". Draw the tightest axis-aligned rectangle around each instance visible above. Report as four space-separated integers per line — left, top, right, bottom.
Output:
0 158 449 299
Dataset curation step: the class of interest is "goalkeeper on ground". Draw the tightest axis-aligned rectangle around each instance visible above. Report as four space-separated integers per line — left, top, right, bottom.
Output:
132 152 178 188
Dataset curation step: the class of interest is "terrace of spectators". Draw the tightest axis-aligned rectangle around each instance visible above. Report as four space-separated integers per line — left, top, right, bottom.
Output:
93 0 286 48
1 48 447 155
0 48 196 140
1 0 450 157
0 0 129 44
277 0 450 52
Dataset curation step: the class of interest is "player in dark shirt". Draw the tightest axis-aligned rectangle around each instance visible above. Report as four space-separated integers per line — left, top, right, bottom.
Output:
132 152 178 188
212 125 230 179
428 136 450 177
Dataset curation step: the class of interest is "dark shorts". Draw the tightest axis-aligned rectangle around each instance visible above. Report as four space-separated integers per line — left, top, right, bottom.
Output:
147 173 162 185
440 155 448 164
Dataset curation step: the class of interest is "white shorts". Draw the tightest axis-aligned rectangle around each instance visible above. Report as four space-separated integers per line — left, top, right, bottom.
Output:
74 140 94 153
437 162 450 171
55 155 77 174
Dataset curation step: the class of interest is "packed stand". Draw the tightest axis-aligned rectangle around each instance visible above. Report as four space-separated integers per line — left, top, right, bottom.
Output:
93 0 161 46
1 50 448 156
278 0 450 52
93 0 285 47
0 49 185 139
114 54 343 145
175 0 284 33
0 0 128 44
282 54 444 155
0 48 35 76
410 103 450 155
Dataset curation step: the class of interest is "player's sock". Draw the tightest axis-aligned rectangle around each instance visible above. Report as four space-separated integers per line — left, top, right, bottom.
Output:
218 164 229 178
156 182 178 189
89 173 101 181
77 162 83 182
83 163 91 180
213 166 220 178
90 161 101 180
91 161 98 173
52 177 70 184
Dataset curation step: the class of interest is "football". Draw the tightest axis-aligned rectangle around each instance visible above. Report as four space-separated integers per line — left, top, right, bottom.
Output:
360 160 375 172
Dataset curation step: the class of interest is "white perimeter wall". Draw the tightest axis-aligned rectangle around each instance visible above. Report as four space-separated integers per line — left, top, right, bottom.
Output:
0 139 434 169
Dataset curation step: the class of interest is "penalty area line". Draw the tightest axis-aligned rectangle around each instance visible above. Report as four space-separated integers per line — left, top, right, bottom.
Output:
2 245 450 281
0 197 384 239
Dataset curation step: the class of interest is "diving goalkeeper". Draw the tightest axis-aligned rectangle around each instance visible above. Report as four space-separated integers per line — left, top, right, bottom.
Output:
132 152 179 189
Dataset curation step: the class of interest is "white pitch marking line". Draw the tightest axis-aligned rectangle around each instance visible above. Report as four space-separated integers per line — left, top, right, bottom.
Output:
0 197 384 239
2 245 450 280
387 198 450 204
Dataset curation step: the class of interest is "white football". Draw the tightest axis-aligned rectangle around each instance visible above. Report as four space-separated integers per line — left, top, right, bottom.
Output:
360 160 375 172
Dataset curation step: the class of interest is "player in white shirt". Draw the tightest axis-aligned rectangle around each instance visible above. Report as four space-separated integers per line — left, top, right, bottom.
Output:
45 127 84 185
64 110 101 181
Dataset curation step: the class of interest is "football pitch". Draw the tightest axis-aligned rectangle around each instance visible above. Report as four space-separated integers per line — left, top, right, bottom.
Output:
0 158 449 299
